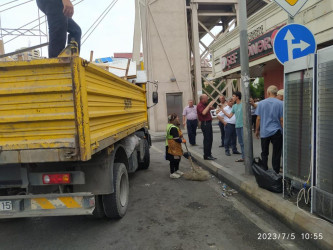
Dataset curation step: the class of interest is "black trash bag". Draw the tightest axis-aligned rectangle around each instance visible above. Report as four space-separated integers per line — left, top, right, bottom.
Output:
183 152 192 159
252 158 282 193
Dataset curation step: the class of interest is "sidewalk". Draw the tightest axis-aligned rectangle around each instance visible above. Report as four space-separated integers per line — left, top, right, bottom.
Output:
150 126 333 250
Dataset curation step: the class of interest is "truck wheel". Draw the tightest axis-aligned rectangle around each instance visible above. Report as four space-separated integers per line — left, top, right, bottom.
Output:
93 195 106 218
102 163 129 219
138 139 150 170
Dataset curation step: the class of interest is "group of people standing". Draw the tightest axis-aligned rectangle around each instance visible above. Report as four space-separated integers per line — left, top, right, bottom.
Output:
166 85 284 179
181 93 243 162
179 92 244 163
217 93 243 161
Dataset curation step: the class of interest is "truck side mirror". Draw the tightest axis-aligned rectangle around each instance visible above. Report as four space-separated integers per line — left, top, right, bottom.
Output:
152 91 158 104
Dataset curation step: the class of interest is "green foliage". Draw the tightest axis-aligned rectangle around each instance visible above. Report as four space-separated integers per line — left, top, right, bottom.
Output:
250 77 264 100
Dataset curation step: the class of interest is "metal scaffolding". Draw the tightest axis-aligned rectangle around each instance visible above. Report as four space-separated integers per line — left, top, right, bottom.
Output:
187 0 269 103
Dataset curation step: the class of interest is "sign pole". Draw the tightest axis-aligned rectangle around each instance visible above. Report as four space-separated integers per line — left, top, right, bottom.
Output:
288 15 294 24
239 0 253 174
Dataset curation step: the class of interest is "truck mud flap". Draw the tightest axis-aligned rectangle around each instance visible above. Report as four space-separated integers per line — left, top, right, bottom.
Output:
0 193 95 219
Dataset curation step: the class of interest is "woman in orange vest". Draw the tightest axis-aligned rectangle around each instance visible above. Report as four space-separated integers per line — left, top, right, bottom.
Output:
166 113 186 179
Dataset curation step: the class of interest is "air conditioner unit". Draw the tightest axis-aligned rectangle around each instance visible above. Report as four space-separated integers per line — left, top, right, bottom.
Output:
283 55 314 187
313 46 333 222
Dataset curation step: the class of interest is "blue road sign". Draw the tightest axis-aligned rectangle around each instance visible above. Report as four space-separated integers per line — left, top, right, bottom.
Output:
273 24 316 64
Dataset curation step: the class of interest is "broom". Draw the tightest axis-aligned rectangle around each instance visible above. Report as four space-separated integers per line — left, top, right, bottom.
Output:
182 142 210 181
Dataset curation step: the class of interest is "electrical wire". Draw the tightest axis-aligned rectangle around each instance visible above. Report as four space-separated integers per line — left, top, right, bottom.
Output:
81 0 118 44
295 153 313 208
3 0 84 44
285 160 328 222
81 0 116 39
2 0 81 39
287 199 329 223
0 0 33 13
296 186 312 207
81 0 119 45
0 0 21 8
2 16 45 39
4 19 47 44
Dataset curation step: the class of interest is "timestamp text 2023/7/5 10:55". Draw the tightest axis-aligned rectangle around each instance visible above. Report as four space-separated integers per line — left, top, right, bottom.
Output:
257 233 324 240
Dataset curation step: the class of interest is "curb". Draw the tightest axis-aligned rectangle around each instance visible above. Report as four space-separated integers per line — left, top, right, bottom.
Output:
188 148 333 250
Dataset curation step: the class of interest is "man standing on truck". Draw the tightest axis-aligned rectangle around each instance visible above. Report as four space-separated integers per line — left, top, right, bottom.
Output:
36 0 81 58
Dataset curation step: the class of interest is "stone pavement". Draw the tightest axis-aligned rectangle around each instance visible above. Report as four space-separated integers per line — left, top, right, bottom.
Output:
150 123 333 250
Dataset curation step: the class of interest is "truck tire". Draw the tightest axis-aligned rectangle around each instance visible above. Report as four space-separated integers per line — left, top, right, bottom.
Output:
93 195 106 218
138 139 150 170
102 163 129 219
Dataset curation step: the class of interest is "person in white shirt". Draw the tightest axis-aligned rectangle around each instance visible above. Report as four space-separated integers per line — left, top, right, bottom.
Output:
216 95 227 147
250 97 259 132
217 98 241 156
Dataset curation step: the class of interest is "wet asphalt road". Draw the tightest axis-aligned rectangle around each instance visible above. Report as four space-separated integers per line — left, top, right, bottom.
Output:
0 143 317 250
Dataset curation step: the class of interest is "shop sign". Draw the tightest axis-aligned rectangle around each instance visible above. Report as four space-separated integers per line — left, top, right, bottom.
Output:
216 24 284 72
273 23 316 64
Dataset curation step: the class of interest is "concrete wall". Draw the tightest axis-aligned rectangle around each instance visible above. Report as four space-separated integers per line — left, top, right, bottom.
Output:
141 0 192 132
263 61 284 98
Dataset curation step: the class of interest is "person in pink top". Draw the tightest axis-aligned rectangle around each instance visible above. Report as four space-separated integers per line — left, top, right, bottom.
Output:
182 99 198 146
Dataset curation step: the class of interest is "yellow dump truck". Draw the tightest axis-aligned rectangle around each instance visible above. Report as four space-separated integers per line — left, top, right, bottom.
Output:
0 48 154 219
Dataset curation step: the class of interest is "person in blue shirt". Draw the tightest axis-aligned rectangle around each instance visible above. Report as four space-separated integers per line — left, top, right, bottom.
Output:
255 85 283 173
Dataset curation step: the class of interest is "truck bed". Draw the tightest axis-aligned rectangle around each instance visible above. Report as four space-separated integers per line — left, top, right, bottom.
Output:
0 57 148 163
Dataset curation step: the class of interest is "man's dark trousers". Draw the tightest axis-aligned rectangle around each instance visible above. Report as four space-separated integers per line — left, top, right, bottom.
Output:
261 130 283 173
36 0 81 58
224 123 237 153
186 119 198 145
201 120 213 158
218 121 225 146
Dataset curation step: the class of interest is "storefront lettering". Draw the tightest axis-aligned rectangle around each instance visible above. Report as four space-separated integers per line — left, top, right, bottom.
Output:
219 24 285 72
248 37 272 56
227 52 238 67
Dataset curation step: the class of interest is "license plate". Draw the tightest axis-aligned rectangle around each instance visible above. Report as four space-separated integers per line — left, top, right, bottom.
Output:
0 201 12 211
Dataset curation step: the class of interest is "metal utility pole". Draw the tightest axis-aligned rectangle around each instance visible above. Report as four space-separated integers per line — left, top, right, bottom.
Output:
239 0 253 174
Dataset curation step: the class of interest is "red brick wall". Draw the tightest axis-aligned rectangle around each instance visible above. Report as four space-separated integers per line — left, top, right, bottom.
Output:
262 61 284 98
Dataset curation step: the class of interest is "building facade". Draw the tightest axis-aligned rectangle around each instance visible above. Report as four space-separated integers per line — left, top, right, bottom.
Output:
11 48 41 61
140 0 193 132
209 0 333 95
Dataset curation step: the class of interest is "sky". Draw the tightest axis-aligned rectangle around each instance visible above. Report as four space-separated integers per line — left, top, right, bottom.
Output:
0 0 136 60
0 0 218 60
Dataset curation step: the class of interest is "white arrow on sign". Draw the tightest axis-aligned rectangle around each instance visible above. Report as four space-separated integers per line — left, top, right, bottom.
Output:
284 29 310 62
